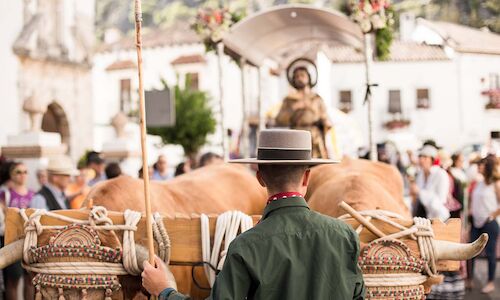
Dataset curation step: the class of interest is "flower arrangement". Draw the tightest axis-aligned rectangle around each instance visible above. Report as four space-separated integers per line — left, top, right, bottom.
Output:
348 0 395 60
191 7 244 52
349 0 394 33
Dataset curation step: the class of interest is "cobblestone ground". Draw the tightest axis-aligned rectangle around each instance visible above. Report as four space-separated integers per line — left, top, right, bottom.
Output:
465 259 500 300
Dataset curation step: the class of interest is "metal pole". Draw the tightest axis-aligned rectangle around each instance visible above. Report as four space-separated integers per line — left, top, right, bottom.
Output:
134 0 155 264
216 42 228 159
240 58 249 158
364 33 377 161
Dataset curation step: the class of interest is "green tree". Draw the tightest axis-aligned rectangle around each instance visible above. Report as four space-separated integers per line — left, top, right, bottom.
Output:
148 83 216 159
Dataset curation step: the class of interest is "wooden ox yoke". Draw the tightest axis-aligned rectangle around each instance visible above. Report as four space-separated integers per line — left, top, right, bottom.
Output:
3 207 464 299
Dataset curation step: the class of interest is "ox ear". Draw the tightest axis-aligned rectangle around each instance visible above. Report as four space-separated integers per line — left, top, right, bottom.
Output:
256 171 266 188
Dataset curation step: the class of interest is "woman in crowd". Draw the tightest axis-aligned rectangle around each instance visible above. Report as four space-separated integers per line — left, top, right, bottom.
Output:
0 161 35 300
174 160 191 177
467 155 500 294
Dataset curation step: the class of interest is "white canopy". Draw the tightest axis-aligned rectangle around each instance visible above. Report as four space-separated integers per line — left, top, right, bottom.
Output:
222 4 364 67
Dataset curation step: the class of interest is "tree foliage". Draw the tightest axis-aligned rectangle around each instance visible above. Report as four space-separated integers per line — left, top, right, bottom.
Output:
147 83 216 157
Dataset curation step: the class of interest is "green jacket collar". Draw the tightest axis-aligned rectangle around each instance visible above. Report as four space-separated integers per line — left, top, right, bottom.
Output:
262 197 309 220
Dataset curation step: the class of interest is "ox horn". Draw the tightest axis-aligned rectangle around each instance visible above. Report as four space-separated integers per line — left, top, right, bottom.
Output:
434 233 488 261
135 245 177 290
0 239 24 269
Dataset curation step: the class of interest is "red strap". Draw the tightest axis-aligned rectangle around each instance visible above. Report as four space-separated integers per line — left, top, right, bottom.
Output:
267 192 303 204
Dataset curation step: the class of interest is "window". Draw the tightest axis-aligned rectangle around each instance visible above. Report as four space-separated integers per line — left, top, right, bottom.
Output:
388 90 402 114
186 72 199 90
339 90 352 113
120 79 131 112
416 89 430 109
484 73 500 109
490 73 500 89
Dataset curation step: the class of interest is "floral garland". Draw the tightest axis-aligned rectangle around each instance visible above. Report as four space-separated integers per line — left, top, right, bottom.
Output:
191 7 244 52
348 0 395 60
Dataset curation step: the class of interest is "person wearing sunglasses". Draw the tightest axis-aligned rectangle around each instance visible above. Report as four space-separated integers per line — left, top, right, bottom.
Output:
0 161 35 300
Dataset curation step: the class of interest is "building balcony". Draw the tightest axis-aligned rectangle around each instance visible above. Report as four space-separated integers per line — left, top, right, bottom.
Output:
383 118 411 130
482 89 500 109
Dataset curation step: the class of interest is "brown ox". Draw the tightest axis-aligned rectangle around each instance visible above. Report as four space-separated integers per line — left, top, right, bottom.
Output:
307 157 411 218
0 160 486 299
82 159 437 299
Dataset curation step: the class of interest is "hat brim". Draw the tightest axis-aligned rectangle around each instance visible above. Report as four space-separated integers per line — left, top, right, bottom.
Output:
229 158 339 165
48 169 79 176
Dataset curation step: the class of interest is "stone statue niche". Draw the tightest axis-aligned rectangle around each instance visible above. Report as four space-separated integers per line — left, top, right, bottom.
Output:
23 94 47 132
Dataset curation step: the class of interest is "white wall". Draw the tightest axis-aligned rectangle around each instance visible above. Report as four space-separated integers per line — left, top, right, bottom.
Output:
455 53 500 146
0 1 23 146
93 44 255 154
329 53 500 153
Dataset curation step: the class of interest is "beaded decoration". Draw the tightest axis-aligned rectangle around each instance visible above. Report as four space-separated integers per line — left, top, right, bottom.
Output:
30 224 123 300
358 239 426 274
30 224 122 263
359 239 427 300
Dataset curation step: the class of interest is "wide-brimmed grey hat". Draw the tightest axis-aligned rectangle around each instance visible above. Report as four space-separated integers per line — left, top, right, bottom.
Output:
230 129 339 165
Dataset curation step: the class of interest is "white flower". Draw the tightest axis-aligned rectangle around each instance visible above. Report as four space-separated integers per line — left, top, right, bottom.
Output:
360 18 372 33
371 14 386 29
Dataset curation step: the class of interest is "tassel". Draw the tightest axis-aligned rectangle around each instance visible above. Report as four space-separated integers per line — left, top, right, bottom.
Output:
35 285 42 300
81 289 88 300
105 288 113 300
58 287 65 300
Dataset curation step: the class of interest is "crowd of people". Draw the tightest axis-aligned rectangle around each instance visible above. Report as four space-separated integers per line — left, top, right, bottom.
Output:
0 150 223 299
379 141 500 298
0 140 497 298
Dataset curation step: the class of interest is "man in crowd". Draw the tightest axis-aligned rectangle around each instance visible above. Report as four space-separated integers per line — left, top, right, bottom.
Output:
87 151 106 186
152 155 170 181
198 152 223 168
31 156 77 210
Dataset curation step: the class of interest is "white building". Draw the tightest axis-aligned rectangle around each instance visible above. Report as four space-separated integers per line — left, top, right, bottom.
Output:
327 16 500 153
0 0 95 160
92 23 281 158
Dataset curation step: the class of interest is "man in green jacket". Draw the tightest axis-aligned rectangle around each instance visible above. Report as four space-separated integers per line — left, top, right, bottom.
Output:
142 129 366 299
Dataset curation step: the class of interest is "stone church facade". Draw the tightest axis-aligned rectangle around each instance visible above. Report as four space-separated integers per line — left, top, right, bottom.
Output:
0 0 95 159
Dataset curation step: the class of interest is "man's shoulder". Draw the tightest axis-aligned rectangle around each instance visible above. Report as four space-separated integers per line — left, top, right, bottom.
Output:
230 211 357 249
310 211 356 233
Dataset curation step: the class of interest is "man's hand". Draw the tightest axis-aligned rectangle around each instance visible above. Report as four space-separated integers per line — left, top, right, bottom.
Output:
142 256 177 296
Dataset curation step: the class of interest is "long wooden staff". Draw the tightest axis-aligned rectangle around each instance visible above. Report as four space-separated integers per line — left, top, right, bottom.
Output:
134 0 155 265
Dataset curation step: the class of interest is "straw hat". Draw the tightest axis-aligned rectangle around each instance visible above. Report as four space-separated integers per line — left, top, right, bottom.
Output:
47 156 79 176
230 129 339 165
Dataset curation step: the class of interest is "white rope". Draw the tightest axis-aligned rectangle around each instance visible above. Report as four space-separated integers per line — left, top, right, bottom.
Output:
122 210 142 276
153 212 171 264
201 211 253 287
23 262 129 275
363 273 428 287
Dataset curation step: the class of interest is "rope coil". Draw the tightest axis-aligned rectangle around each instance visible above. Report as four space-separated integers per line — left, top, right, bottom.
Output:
201 211 253 287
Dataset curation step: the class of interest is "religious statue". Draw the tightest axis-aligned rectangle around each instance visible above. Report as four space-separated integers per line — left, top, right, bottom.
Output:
275 58 332 158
